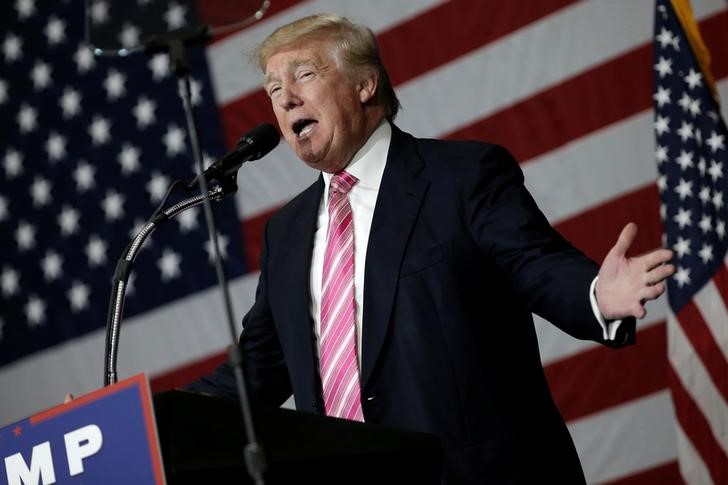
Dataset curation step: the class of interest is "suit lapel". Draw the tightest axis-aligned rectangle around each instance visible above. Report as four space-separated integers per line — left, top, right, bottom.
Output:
361 127 428 388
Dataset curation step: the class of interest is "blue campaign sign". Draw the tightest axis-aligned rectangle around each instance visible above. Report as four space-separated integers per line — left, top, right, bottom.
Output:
0 373 165 485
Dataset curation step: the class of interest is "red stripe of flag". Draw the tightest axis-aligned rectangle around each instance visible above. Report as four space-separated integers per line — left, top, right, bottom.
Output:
600 461 684 485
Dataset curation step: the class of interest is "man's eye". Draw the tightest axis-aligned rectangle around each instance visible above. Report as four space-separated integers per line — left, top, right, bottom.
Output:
269 86 281 96
299 71 314 79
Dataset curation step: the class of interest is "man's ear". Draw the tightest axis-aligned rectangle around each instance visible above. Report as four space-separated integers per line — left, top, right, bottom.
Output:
358 69 378 104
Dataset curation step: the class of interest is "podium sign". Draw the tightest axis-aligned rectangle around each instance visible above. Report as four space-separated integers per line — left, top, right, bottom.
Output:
1 373 164 485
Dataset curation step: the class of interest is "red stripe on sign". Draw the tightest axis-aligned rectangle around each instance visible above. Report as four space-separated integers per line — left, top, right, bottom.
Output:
713 262 728 311
198 0 307 44
378 0 580 87
675 300 728 405
554 183 662 264
668 365 728 485
150 351 228 393
601 461 684 485
545 322 668 422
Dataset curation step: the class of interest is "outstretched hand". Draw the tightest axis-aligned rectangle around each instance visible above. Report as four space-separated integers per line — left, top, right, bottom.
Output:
595 223 675 320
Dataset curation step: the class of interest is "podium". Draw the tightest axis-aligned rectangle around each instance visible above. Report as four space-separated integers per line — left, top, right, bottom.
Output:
154 390 442 484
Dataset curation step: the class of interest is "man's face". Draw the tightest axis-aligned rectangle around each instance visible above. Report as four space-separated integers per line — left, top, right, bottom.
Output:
264 40 371 173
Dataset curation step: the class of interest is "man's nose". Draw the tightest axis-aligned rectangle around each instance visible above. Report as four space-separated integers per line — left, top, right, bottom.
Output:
277 85 302 111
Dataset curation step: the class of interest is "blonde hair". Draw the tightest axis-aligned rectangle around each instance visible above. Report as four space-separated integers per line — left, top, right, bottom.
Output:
255 14 401 120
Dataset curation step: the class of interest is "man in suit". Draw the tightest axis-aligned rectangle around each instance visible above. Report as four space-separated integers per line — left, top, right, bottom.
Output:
191 14 675 483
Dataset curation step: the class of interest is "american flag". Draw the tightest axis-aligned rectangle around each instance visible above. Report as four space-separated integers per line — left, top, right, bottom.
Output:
654 0 728 483
2 1 728 483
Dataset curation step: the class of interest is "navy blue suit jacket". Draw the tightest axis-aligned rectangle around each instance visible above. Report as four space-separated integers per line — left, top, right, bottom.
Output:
191 126 635 483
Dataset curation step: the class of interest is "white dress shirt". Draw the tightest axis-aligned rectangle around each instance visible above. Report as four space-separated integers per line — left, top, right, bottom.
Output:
308 121 619 366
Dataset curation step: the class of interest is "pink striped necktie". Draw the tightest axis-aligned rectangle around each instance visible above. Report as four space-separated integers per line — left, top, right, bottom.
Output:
319 171 364 422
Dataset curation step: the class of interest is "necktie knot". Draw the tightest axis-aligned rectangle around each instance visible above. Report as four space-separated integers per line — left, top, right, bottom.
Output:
330 171 357 197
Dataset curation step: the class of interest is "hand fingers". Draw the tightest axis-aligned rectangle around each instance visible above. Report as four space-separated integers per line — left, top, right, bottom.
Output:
641 248 674 271
632 302 647 319
611 222 638 258
640 282 667 302
646 263 675 284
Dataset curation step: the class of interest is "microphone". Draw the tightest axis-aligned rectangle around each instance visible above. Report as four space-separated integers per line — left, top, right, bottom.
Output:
198 123 280 183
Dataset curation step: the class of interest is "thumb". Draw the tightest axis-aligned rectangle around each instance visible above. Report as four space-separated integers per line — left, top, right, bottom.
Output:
609 222 638 260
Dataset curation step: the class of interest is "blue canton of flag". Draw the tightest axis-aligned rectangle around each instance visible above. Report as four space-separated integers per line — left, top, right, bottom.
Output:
0 0 247 366
654 1 728 311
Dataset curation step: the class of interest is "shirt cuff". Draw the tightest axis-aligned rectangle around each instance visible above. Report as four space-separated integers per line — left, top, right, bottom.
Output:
590 276 622 341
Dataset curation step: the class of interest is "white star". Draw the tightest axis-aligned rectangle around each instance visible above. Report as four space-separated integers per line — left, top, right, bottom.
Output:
163 124 186 156
16 221 36 251
46 132 67 161
90 0 109 24
25 295 46 327
684 69 703 90
148 54 170 81
41 251 63 281
158 248 181 281
133 97 156 128
178 77 203 106
713 191 724 210
674 178 692 200
146 171 170 202
673 207 692 229
698 214 712 234
3 33 22 62
1 267 19 296
717 220 726 240
15 0 36 19
102 190 125 221
59 87 82 118
653 86 671 107
68 281 91 312
58 205 80 236
676 121 694 142
655 145 668 164
74 44 95 73
74 161 96 192
89 115 112 145
0 195 7 221
677 93 691 112
698 244 713 264
656 28 674 49
17 104 37 133
118 23 140 49
30 61 51 91
103 69 126 100
204 232 229 262
706 131 725 153
30 176 52 207
177 206 199 232
655 115 670 136
699 186 711 204
118 143 140 174
164 2 187 29
657 174 667 192
673 266 691 288
0 78 8 105
698 157 707 175
654 57 673 78
675 150 693 170
4 148 23 178
688 98 701 117
672 236 691 258
708 160 723 182
671 36 680 51
86 235 108 267
44 16 66 45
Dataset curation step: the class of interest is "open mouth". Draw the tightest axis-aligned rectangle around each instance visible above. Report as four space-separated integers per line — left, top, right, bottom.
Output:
292 119 317 138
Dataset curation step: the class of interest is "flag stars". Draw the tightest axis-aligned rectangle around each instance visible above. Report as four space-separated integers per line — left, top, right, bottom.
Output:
717 221 726 240
653 86 671 107
25 295 46 327
46 132 67 161
654 56 673 78
118 23 141 48
102 190 125 221
68 281 90 312
177 207 199 232
672 236 690 258
683 68 702 89
163 125 186 156
3 33 22 62
676 121 694 142
712 191 723 210
675 150 693 170
698 244 713 264
164 2 187 29
118 144 140 174
674 178 692 200
204 233 229 262
673 207 692 229
1 267 19 297
706 131 725 153
677 93 692 112
58 205 80 236
4 148 23 178
30 176 52 207
133 97 156 128
698 215 712 234
688 98 701 117
655 115 670 136
41 251 63 281
697 157 706 175
158 248 181 281
698 185 711 204
74 44 95 73
656 28 674 49
655 145 668 164
15 221 36 251
17 104 38 133
90 0 109 24
103 69 126 100
59 87 82 118
74 161 96 192
86 235 108 267
148 54 170 80
146 171 170 202
708 160 723 182
15 0 36 19
30 61 51 91
89 116 112 145
657 174 667 192
44 16 66 45
673 266 691 288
